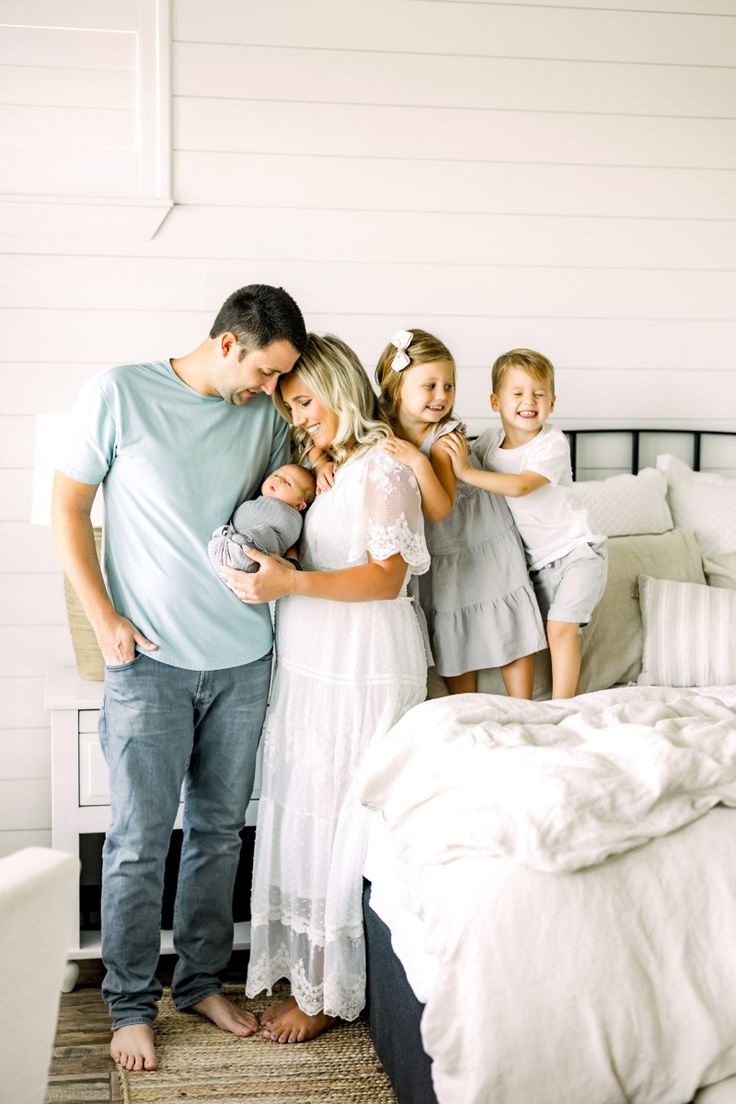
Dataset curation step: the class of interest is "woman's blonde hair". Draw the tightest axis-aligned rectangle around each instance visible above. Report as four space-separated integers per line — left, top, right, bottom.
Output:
274 332 391 466
374 328 456 426
492 348 555 395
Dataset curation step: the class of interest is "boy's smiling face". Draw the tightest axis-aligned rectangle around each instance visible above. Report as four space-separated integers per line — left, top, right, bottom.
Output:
491 365 555 440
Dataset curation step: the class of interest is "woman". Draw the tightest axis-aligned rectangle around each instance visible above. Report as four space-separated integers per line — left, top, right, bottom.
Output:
224 333 430 1043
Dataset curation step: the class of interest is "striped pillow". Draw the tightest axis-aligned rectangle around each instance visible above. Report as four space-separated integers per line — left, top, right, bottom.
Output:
637 575 736 687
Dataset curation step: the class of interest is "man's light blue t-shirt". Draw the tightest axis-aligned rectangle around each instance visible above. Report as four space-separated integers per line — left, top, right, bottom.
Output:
57 360 290 670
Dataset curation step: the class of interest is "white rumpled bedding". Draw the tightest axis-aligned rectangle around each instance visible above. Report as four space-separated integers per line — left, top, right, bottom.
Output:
359 685 736 1104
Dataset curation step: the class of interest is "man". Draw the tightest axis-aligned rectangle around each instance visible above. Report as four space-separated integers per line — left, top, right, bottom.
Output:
51 284 306 1073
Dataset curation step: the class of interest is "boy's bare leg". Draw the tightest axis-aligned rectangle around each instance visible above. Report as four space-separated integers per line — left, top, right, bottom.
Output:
260 994 336 1044
445 670 477 695
190 993 259 1036
546 621 581 699
500 653 535 699
110 1024 157 1071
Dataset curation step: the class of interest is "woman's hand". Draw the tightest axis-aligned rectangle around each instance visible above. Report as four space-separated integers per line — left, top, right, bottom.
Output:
377 436 424 473
440 431 471 479
222 550 295 604
316 461 337 494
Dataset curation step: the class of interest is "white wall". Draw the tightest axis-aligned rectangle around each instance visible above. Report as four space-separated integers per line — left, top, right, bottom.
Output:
1 0 735 854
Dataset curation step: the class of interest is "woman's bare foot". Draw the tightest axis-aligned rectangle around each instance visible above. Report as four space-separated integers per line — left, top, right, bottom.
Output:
260 995 336 1043
189 993 259 1037
110 1023 157 1071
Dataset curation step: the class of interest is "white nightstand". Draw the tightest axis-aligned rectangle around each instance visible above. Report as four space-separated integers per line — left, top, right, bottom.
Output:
45 667 259 991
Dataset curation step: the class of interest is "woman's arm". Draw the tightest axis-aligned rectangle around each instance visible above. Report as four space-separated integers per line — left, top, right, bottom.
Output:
378 438 454 522
222 549 408 604
443 433 549 497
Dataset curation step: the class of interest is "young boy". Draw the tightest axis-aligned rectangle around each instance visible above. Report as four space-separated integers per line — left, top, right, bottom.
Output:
444 348 606 699
208 462 315 579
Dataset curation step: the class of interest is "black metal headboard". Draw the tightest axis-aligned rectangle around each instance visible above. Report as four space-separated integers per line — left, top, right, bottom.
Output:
564 428 735 478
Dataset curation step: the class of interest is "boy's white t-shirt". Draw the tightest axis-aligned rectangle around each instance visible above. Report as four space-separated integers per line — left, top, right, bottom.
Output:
475 423 602 571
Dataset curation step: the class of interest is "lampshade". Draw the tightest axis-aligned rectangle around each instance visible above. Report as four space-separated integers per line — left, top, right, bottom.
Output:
30 413 104 527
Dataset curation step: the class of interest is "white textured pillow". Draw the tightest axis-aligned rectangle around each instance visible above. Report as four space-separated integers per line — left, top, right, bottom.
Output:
637 575 736 687
569 468 672 537
657 454 736 557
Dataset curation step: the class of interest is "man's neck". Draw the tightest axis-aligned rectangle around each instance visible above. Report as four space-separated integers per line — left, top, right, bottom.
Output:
170 341 213 396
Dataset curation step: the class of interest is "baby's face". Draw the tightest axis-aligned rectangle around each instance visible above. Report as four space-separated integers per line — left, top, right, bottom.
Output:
261 465 314 511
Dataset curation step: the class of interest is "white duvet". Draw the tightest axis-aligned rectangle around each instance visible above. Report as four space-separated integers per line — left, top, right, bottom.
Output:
359 685 736 1104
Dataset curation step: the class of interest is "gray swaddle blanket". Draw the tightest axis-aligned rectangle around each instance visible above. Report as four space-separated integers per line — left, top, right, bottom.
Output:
208 496 304 577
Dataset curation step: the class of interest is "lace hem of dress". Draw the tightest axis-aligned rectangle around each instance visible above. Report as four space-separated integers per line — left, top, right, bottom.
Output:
246 943 366 1021
250 908 364 945
366 513 430 574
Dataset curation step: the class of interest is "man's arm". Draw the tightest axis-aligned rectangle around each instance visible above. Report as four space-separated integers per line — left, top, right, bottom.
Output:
51 472 157 665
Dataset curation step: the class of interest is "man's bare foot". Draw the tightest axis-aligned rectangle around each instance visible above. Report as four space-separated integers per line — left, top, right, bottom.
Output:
110 1023 157 1071
189 992 259 1037
260 995 336 1043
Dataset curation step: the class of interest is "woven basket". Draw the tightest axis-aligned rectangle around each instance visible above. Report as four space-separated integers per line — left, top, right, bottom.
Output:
63 527 105 681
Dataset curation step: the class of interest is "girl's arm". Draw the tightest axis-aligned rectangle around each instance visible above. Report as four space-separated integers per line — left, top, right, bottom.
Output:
378 437 455 522
222 549 408 604
443 433 549 497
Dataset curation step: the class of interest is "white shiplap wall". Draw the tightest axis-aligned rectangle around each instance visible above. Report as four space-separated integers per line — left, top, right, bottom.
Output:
1 0 735 854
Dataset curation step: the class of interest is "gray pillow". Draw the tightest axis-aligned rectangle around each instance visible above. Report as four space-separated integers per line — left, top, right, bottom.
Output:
578 528 705 693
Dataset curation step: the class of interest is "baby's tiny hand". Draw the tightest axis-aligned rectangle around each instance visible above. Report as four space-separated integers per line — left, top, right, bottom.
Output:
316 461 337 494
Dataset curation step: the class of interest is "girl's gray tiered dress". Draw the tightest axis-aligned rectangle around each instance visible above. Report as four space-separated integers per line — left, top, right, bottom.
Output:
416 420 546 677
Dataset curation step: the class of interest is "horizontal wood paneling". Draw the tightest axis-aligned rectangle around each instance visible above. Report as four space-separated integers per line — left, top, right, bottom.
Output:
2 308 735 379
0 626 74 677
0 829 52 858
425 1 736 14
0 27 135 71
0 525 61 575
0 779 51 830
173 0 736 67
2 206 735 270
0 677 50 729
0 104 135 151
5 255 736 320
0 148 140 197
0 64 133 109
174 97 736 170
0 365 106 415
175 42 736 119
174 151 736 220
0 729 50 780
0 470 33 522
0 0 139 31
0 575 67 626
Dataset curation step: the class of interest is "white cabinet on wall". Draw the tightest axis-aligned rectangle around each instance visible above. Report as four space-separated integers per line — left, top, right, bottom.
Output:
0 0 173 239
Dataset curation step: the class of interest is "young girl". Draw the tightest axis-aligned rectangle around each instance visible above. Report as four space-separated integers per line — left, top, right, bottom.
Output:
375 328 546 697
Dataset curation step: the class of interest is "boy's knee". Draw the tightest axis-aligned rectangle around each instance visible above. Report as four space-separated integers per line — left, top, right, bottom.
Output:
546 620 580 644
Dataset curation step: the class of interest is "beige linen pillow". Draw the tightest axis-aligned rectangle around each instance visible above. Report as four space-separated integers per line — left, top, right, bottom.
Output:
702 552 736 591
637 575 736 686
578 528 706 693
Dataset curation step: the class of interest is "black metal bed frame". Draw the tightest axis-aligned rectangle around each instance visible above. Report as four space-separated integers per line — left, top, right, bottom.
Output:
564 428 735 477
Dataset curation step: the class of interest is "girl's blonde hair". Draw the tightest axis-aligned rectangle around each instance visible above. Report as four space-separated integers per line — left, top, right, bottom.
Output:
374 328 456 427
274 332 391 466
492 348 555 395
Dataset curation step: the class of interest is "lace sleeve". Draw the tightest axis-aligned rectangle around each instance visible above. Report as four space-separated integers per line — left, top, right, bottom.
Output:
348 448 430 575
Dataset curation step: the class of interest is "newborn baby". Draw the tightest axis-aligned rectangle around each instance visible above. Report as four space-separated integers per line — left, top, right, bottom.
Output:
208 463 316 578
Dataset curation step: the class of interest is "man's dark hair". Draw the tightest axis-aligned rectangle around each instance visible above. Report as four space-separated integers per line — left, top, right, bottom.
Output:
210 284 307 355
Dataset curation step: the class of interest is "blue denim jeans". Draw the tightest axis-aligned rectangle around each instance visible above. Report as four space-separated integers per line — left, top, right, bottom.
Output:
98 651 271 1029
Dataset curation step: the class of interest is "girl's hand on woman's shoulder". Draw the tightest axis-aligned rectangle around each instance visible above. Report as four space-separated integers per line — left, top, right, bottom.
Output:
377 436 425 474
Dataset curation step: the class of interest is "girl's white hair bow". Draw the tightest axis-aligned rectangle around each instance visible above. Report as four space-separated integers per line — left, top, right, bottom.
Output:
390 330 414 372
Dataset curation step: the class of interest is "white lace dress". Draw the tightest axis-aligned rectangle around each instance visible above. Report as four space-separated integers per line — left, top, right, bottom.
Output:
245 446 430 1020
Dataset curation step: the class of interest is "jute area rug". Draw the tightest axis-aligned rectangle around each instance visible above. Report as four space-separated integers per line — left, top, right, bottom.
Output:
116 983 398 1104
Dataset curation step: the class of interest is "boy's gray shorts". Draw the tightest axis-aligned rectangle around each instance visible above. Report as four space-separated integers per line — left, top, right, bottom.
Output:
530 541 608 626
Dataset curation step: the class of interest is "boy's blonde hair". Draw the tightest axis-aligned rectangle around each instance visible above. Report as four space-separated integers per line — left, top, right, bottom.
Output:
375 328 456 425
492 348 556 395
274 332 391 466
